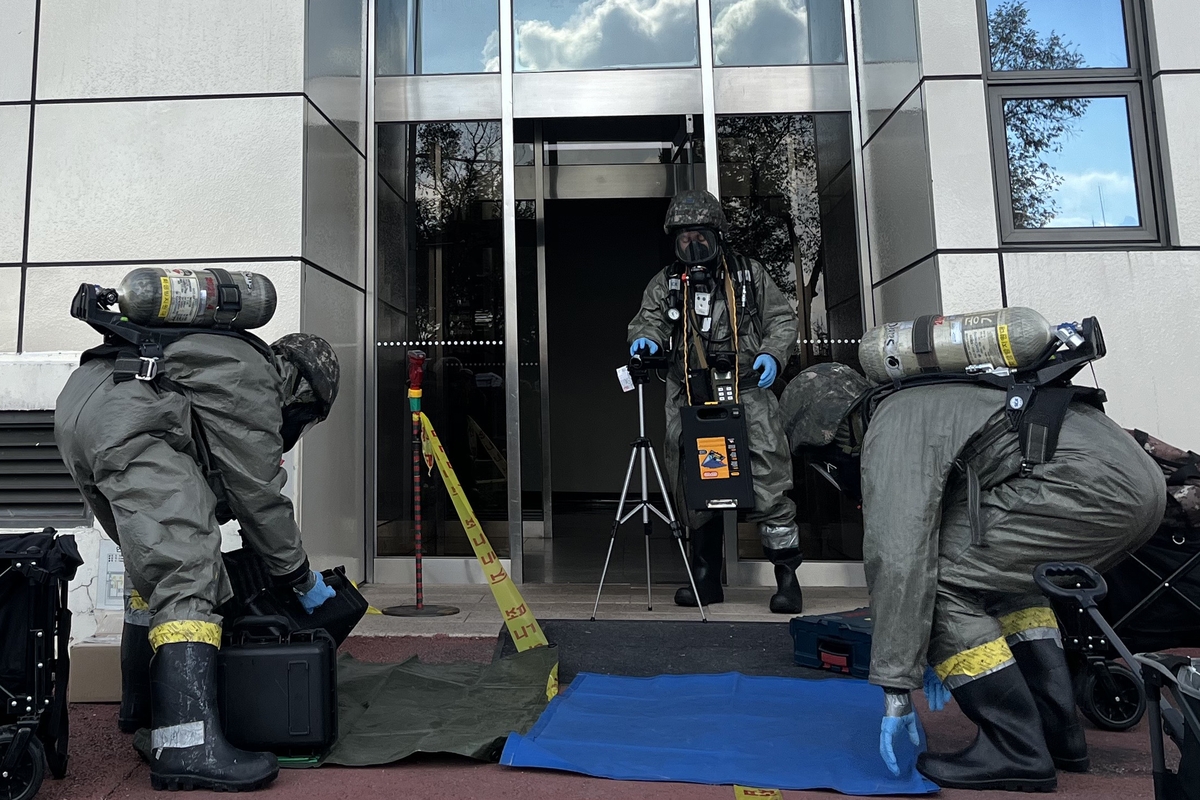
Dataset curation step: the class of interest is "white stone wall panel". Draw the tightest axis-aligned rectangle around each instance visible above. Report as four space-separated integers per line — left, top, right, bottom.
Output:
0 105 30 263
923 80 998 250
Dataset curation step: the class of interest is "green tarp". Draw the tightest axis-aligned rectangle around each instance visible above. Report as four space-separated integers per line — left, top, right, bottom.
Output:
134 646 558 767
323 646 559 766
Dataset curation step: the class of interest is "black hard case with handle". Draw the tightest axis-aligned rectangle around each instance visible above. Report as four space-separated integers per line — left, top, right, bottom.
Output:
217 615 337 757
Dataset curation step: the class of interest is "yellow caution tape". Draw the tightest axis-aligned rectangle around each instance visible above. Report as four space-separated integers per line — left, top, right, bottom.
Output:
149 620 222 651
999 605 1058 638
349 579 383 615
420 412 548 652
734 787 783 799
996 323 1018 367
157 277 172 319
935 637 1014 682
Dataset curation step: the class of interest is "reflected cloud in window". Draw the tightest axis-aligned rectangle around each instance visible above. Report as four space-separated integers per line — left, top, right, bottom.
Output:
421 0 500 74
1004 96 1139 228
513 0 700 72
987 0 1127 71
711 0 844 66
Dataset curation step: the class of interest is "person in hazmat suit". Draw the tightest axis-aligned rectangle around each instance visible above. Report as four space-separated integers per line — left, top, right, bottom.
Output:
54 330 340 792
628 189 804 613
780 361 1166 791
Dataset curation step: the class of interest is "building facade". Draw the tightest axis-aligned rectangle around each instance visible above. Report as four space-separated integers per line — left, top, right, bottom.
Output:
2 0 1197 629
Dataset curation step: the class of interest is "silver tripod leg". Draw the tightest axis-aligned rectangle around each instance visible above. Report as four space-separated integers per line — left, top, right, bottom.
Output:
591 445 640 621
648 445 707 622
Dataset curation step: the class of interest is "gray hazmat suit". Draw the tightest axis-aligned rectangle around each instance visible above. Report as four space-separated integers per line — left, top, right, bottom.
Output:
55 334 310 635
861 384 1166 690
627 253 800 549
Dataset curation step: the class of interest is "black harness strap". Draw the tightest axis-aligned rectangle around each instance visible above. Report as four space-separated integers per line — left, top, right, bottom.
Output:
911 315 940 374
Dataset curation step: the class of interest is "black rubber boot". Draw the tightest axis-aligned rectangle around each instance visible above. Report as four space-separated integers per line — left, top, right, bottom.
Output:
149 641 278 792
765 547 804 614
917 664 1058 792
1011 638 1090 772
119 622 154 733
674 518 724 607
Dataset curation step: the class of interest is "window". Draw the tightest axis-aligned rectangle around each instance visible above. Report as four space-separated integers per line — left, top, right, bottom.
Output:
513 0 700 72
376 0 501 75
711 0 846 67
981 0 1161 244
0 412 90 530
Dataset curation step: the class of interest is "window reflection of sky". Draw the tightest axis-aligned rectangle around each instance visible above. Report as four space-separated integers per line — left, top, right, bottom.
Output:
513 0 700 72
711 0 844 66
987 0 1127 69
420 0 499 74
1007 96 1138 228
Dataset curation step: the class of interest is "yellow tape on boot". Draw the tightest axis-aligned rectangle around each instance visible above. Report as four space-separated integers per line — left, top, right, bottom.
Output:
148 621 222 652
999 606 1061 645
421 413 549 652
935 637 1014 687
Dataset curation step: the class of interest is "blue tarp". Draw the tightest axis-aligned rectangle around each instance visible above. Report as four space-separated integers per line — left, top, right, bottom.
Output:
500 672 939 796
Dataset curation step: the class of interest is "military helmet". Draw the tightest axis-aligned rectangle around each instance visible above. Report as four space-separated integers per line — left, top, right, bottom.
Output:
664 189 729 238
271 333 340 451
779 362 872 452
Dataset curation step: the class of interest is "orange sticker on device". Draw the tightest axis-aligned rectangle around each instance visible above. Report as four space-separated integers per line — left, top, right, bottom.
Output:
697 436 730 480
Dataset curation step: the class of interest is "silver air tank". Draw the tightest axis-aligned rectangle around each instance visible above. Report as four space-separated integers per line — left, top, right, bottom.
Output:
116 267 277 330
858 307 1054 384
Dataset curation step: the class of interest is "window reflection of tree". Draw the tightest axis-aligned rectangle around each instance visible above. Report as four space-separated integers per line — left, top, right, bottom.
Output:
411 121 508 522
989 0 1091 228
717 115 825 365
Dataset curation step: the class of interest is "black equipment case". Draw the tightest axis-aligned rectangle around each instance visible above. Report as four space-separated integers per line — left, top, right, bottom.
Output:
790 607 873 679
217 616 338 757
679 404 755 511
220 547 368 647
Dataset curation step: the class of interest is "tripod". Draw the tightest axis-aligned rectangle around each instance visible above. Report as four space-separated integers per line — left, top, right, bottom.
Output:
591 366 707 622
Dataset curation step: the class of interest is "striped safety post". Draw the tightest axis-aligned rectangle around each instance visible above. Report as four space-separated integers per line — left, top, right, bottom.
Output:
383 349 459 617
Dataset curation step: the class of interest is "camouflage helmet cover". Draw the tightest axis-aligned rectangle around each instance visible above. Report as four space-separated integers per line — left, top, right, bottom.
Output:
664 189 729 238
779 362 872 452
272 333 340 413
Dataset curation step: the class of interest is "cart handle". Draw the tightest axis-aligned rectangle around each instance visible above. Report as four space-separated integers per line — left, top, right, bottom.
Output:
227 615 291 638
1033 562 1108 609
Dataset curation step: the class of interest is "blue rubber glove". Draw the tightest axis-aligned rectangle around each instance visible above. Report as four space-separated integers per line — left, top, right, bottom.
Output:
880 689 920 777
880 713 921 777
923 665 952 711
753 354 777 388
630 338 659 357
296 570 336 614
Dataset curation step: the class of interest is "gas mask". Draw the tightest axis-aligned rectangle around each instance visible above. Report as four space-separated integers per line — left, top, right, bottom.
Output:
673 226 721 272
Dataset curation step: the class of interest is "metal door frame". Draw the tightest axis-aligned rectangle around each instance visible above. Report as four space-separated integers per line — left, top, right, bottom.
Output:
370 0 866 588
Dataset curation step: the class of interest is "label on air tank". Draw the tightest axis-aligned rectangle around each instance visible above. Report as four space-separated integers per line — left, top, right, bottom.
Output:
157 270 202 324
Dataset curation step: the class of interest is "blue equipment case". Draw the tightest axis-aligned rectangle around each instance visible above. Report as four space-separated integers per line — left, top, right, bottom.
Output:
790 607 873 679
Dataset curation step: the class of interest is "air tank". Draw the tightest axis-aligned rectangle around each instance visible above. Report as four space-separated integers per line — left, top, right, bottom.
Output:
116 267 276 330
858 307 1055 384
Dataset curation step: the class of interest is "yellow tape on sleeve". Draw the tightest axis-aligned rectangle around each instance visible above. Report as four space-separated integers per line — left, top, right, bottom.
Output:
127 589 149 612
421 413 548 652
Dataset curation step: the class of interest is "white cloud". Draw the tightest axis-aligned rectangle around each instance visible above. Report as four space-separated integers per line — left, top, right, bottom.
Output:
712 0 809 66
514 0 698 71
1045 169 1139 228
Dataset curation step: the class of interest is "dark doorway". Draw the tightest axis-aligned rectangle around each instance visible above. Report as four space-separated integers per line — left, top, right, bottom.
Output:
540 197 690 584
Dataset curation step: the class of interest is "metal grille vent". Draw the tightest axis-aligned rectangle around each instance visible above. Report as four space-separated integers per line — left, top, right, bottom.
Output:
0 411 90 529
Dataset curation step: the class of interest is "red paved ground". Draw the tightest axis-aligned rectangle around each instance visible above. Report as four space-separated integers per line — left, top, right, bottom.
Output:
38 635 1170 800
